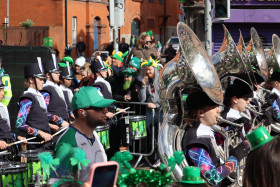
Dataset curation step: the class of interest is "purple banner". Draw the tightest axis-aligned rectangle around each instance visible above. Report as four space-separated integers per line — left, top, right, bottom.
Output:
231 0 280 5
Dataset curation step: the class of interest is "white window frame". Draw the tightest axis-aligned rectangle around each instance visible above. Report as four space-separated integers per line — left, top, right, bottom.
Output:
72 16 77 45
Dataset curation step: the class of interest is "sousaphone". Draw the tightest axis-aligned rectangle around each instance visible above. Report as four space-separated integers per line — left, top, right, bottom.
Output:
158 22 223 180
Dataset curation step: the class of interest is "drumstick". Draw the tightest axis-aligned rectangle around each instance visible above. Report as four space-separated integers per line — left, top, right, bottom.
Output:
40 126 68 144
7 137 36 147
114 107 130 115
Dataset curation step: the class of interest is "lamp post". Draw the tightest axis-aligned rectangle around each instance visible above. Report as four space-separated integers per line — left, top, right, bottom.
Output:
65 0 68 47
205 0 212 56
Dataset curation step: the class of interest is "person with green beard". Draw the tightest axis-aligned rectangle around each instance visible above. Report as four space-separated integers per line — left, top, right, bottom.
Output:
113 68 141 102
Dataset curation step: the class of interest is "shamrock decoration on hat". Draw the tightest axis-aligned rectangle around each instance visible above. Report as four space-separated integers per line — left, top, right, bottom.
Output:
38 152 60 177
144 30 153 36
246 126 274 151
112 50 129 62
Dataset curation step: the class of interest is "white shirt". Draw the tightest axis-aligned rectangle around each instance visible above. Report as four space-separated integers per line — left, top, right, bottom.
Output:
272 88 280 97
24 87 47 110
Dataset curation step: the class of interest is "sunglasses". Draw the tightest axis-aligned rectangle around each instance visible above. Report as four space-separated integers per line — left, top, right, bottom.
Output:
145 41 152 44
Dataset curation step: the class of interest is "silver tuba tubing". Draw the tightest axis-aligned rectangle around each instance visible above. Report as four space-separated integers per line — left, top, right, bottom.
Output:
247 104 263 115
217 116 244 128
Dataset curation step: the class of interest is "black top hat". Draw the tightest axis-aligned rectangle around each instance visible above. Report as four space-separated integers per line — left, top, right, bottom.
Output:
270 71 280 82
90 58 107 74
225 79 253 98
24 63 46 79
60 67 73 80
185 91 217 110
43 55 61 74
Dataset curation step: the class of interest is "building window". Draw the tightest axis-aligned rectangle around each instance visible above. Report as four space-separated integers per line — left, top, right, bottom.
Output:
147 19 155 28
72 16 77 45
148 0 154 2
159 0 163 4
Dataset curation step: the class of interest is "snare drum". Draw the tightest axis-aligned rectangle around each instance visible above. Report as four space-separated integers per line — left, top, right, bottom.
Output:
0 162 28 187
95 125 110 150
19 150 53 185
129 116 147 140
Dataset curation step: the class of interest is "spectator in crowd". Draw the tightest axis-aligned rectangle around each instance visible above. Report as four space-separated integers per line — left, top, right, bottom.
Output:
72 57 86 89
113 68 140 102
127 57 143 85
182 91 250 187
109 51 127 94
127 31 160 62
138 58 163 163
76 37 86 57
64 43 72 57
243 127 280 187
119 38 130 54
130 34 137 49
157 40 162 52
164 43 176 62
76 63 95 90
104 42 114 56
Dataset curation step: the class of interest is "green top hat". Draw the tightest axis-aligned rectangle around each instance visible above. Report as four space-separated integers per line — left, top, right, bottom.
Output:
129 57 140 70
246 126 274 151
180 167 206 184
121 68 138 77
59 56 74 67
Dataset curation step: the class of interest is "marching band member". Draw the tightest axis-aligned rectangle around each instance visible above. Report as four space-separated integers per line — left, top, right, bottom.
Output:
221 79 253 135
16 62 53 150
59 62 74 120
270 70 280 97
42 57 70 127
182 91 251 187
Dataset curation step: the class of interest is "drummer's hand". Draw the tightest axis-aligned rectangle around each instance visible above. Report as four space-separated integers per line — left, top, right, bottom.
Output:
49 124 60 132
17 136 27 144
38 130 53 142
61 120 70 127
0 140 7 150
147 102 157 109
124 94 131 101
74 88 79 93
106 112 115 119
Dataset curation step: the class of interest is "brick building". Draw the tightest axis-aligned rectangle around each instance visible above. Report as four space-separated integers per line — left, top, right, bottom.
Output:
0 0 185 59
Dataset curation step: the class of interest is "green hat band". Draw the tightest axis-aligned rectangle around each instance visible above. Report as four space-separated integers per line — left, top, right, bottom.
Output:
182 176 201 181
112 54 123 62
246 126 274 151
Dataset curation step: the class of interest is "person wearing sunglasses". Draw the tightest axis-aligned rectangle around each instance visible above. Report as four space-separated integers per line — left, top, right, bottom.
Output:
126 31 160 63
51 87 115 183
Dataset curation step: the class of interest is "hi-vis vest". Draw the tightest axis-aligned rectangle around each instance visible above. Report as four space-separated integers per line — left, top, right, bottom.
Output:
1 75 12 106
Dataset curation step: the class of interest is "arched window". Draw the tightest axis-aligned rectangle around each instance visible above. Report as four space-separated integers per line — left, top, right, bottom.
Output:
94 17 101 50
131 19 140 37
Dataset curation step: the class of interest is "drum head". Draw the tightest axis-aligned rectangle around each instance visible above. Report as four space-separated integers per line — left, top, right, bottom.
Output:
0 162 27 174
95 125 109 131
129 116 146 122
18 150 53 158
